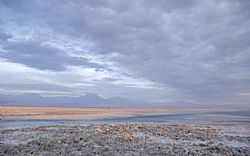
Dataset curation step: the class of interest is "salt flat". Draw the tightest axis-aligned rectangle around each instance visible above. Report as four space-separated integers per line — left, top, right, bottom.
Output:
1 123 249 156
1 106 250 155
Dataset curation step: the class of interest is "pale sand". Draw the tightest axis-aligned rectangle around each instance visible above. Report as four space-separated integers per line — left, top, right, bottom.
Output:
0 106 237 120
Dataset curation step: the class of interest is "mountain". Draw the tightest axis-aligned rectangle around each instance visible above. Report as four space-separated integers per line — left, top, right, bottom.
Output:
0 93 140 108
1 93 244 109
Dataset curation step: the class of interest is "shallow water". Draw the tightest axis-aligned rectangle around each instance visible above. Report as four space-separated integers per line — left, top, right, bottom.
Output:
207 111 250 117
1 111 250 128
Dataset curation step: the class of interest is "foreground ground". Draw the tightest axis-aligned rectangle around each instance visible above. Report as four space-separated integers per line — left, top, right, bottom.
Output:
1 123 249 156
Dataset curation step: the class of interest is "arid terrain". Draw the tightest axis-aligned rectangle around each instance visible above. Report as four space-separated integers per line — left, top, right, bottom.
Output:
1 123 250 156
1 106 249 155
0 106 236 120
0 106 176 120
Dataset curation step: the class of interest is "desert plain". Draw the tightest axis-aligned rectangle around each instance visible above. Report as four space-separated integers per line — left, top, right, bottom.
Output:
0 106 250 155
0 106 236 120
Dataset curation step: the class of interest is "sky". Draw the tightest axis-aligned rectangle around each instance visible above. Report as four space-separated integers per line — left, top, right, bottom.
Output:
0 0 250 108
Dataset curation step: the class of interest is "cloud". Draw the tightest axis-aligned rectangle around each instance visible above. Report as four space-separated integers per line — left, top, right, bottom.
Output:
0 31 12 41
0 40 104 71
0 0 250 107
0 57 164 101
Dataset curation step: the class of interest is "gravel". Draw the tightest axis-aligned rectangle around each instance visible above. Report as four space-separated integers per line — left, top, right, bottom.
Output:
0 123 249 156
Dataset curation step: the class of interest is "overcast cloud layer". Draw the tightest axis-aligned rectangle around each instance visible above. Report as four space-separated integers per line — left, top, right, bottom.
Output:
0 0 250 108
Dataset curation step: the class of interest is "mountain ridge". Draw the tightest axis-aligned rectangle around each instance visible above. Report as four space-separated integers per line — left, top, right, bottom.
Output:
0 93 142 108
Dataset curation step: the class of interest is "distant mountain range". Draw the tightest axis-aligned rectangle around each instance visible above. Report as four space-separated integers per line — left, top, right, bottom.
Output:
0 93 146 108
1 93 246 109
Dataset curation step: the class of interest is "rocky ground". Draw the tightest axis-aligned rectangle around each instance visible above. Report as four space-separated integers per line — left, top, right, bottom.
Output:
0 123 250 156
